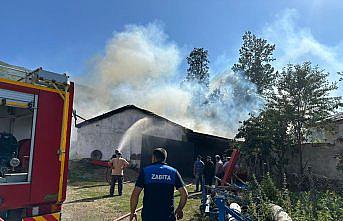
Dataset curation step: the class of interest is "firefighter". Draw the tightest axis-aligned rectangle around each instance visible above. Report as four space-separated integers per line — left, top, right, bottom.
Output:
109 152 129 196
129 148 188 221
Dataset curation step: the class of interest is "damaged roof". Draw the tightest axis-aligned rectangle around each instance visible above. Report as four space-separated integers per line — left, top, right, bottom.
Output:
76 104 232 141
76 104 188 130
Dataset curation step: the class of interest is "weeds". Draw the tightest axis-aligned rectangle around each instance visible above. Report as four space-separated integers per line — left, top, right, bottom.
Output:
246 173 343 221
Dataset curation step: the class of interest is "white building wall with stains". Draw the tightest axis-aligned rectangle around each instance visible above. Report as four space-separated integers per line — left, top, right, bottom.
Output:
71 108 186 162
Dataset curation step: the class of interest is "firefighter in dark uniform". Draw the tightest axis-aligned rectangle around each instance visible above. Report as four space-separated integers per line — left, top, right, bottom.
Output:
129 148 188 221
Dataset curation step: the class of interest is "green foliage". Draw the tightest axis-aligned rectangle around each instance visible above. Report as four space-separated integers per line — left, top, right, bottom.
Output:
186 47 210 88
237 61 342 176
236 108 292 177
292 199 307 221
233 31 276 94
246 174 343 221
271 62 342 174
316 191 343 220
260 172 279 202
274 62 342 131
246 174 275 220
280 174 292 214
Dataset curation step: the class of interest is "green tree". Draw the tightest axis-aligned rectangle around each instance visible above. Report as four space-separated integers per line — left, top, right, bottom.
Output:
272 62 342 175
233 31 276 94
237 62 342 177
236 108 292 177
186 48 210 88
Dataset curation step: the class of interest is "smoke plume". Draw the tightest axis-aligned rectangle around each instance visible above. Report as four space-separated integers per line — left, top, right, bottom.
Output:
74 23 264 138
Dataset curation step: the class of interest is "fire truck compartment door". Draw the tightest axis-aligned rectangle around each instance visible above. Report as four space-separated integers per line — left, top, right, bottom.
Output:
0 88 34 108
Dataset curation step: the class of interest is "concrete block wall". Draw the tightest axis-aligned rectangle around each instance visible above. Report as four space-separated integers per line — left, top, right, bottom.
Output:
286 143 343 180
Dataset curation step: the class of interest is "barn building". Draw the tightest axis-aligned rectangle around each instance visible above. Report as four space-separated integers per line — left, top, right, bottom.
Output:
74 105 232 176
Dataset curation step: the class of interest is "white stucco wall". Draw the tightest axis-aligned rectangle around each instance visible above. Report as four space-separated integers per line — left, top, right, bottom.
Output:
72 109 186 161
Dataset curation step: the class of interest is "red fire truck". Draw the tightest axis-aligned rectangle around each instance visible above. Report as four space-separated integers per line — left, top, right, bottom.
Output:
0 62 74 221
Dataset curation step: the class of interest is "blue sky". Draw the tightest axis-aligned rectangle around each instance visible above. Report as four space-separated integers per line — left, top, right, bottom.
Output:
2 0 341 137
0 0 343 82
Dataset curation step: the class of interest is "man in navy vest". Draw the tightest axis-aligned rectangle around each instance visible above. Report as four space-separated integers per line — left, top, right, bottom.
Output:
130 148 188 221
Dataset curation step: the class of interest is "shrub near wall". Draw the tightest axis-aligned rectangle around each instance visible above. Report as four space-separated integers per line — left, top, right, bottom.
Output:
246 173 343 221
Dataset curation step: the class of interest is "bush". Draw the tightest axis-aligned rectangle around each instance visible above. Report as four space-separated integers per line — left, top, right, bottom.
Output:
246 174 343 221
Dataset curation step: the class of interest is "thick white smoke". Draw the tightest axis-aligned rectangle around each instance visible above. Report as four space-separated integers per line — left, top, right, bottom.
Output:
95 23 181 88
75 23 188 120
74 23 264 138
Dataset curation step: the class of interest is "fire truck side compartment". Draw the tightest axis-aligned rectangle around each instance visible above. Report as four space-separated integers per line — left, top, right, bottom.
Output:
0 80 74 211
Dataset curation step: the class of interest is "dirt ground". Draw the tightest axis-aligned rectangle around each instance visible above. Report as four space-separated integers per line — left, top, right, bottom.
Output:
62 160 201 221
